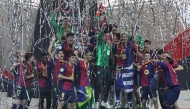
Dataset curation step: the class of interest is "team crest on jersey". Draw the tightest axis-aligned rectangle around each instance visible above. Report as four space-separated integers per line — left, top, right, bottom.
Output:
144 70 149 75
60 68 64 72
107 50 110 55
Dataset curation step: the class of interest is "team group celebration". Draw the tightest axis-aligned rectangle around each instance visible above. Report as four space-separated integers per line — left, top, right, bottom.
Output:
10 4 184 109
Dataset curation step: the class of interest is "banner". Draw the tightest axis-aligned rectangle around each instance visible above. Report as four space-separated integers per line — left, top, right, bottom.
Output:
164 27 190 61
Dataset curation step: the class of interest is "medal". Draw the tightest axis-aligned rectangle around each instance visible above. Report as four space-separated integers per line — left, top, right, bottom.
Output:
41 62 48 77
120 43 127 59
144 70 149 75
121 54 126 59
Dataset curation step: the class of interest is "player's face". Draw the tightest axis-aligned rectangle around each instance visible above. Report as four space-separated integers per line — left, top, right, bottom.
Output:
69 56 77 64
120 34 128 43
66 36 74 45
144 42 150 50
144 53 150 61
112 28 117 34
63 19 69 27
57 51 64 60
102 33 109 42
41 55 47 63
85 18 91 26
86 52 92 61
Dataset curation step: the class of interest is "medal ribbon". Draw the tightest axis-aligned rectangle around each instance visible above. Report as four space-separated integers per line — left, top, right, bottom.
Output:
59 59 64 63
64 28 68 35
27 63 33 73
142 61 149 66
120 43 126 55
41 62 47 69
69 63 74 77
22 63 26 68
66 42 72 52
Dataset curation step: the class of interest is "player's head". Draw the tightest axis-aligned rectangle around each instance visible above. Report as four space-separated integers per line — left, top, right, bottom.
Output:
144 52 150 61
25 53 33 62
112 25 117 34
61 36 66 42
66 33 74 45
156 48 164 60
164 56 173 65
102 24 112 42
144 40 151 50
84 17 91 27
85 50 92 61
56 50 64 60
68 53 76 65
120 33 128 43
62 17 69 27
40 52 48 63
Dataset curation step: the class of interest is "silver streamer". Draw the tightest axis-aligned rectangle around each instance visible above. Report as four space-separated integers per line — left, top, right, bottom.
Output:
0 0 190 108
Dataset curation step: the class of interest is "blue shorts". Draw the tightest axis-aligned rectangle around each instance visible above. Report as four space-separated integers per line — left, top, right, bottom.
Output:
17 86 27 100
141 86 157 100
115 72 124 89
165 86 180 105
59 89 76 103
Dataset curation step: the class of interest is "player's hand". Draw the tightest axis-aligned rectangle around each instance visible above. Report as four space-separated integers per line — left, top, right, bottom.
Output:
73 50 79 56
30 73 34 78
164 87 168 91
137 65 142 71
152 59 159 62
51 34 56 42
54 8 59 13
13 62 20 66
68 76 74 81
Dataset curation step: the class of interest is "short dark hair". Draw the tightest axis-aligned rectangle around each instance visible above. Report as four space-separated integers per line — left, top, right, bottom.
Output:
25 53 33 61
40 52 47 57
68 53 76 58
66 33 74 38
163 51 170 55
144 40 151 44
56 49 63 54
166 56 173 65
156 48 163 55
62 17 69 21
61 36 66 41
85 50 91 55
103 24 113 34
